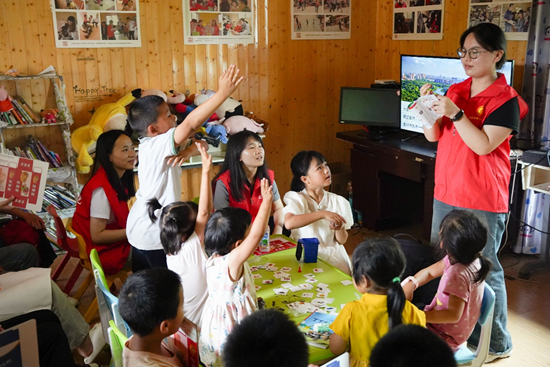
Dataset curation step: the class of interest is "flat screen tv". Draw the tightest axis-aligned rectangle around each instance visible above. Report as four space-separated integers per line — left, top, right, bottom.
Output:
338 87 400 133
400 55 514 134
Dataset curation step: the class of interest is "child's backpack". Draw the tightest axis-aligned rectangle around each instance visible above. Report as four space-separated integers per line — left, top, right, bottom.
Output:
394 233 440 310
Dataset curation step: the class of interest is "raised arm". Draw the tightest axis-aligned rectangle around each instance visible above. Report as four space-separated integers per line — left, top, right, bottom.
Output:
173 65 244 146
228 178 272 280
195 143 213 244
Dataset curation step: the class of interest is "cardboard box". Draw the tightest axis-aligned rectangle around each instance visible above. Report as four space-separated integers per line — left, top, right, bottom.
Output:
328 162 351 198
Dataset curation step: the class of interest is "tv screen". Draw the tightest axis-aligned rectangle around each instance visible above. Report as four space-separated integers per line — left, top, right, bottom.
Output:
338 87 400 129
400 55 514 133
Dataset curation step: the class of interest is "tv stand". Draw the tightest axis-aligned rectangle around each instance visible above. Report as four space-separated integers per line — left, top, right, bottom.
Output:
337 130 437 240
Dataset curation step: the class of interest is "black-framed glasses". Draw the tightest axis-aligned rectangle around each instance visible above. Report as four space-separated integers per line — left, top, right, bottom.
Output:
457 47 491 59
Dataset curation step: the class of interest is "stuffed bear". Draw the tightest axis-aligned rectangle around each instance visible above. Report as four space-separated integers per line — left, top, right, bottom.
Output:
40 108 58 124
70 92 135 174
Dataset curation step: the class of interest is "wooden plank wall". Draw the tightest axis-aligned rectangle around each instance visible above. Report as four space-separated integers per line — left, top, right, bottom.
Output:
0 0 526 201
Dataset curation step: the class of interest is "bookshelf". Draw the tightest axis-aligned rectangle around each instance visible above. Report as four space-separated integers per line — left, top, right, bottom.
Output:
0 74 79 211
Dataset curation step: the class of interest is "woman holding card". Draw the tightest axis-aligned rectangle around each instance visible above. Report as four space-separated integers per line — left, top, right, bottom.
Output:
420 22 527 361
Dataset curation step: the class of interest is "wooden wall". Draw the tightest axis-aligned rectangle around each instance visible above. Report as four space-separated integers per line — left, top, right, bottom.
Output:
0 0 527 200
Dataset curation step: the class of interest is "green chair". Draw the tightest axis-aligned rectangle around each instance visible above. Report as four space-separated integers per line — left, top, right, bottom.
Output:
108 320 128 367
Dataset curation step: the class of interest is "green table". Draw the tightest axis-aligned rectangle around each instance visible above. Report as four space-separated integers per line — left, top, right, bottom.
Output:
251 235 359 363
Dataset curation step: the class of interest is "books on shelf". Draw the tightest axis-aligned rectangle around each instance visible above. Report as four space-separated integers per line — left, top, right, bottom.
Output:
297 312 338 349
1 136 63 168
0 95 48 125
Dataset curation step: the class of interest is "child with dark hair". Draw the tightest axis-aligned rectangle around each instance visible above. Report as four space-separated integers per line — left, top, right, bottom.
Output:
125 65 242 272
223 309 319 367
147 143 212 327
119 268 185 367
329 238 426 365
199 179 273 366
402 210 492 352
369 324 457 367
284 150 353 274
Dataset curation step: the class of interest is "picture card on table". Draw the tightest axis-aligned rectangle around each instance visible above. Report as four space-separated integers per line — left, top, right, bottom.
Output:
340 280 353 286
313 268 324 273
262 279 274 285
302 292 314 298
274 288 289 296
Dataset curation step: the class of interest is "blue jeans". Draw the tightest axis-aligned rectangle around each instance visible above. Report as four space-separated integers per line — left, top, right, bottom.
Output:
431 199 513 355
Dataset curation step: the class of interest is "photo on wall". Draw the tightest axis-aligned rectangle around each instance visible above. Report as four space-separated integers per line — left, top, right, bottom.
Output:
467 0 531 41
51 0 141 47
291 0 352 40
393 0 444 39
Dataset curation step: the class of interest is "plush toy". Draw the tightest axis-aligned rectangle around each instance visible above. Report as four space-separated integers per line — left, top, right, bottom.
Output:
71 92 135 174
194 89 243 122
0 85 14 113
223 115 267 136
40 108 58 124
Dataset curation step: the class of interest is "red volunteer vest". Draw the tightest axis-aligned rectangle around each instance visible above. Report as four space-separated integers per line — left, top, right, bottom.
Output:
215 169 275 223
73 167 130 274
434 74 528 213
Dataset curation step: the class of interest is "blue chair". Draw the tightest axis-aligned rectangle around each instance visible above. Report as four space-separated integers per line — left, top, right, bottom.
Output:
90 249 132 343
108 320 128 367
454 284 496 367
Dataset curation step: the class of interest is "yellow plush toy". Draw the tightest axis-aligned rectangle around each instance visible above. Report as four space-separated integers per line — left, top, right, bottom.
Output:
71 92 135 174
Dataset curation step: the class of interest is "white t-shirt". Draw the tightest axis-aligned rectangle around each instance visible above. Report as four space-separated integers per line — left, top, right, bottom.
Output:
126 128 183 251
90 187 115 224
283 189 353 274
166 232 208 327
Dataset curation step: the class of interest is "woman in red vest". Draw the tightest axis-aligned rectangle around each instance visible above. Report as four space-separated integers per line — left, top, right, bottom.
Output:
212 130 284 234
72 130 136 274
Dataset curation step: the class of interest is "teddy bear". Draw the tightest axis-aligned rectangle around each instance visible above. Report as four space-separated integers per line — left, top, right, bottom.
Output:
70 92 135 174
40 108 58 124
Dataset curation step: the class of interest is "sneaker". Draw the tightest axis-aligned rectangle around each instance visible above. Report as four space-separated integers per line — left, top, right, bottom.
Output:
485 349 512 363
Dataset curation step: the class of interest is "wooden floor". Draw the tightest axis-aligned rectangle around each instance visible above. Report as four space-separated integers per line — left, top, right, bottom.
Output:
52 224 550 366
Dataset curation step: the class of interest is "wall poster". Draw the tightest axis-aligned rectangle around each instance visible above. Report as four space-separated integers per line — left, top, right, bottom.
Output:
291 0 351 40
51 0 141 48
184 0 254 45
468 1 531 41
393 0 444 40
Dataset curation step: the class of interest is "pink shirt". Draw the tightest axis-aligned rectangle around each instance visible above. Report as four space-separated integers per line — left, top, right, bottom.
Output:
425 256 484 351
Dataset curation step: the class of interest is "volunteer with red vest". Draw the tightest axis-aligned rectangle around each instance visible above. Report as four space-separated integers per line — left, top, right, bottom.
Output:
212 130 284 234
73 130 136 275
420 23 527 362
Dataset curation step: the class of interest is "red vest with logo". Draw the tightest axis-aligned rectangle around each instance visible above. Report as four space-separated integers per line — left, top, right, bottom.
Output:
73 167 130 274
434 75 528 213
215 169 274 223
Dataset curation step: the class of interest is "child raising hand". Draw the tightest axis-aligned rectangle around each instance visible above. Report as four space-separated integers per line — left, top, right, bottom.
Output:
199 178 273 366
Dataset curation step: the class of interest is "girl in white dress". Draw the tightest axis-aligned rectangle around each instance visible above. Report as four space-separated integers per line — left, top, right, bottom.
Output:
284 151 353 275
146 143 212 327
198 178 273 366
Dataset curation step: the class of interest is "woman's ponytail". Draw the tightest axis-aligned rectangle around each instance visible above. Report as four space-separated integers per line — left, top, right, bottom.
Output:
473 253 492 284
147 198 162 223
387 279 406 330
290 176 305 192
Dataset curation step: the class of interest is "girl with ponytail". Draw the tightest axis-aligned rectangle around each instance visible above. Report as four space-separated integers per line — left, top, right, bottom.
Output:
402 209 492 352
283 151 353 274
329 238 426 366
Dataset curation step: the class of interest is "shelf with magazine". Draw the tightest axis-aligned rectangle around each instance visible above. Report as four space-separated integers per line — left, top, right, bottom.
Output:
0 72 79 215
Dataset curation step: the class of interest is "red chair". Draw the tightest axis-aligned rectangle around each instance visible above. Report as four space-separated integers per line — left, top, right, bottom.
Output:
48 205 94 299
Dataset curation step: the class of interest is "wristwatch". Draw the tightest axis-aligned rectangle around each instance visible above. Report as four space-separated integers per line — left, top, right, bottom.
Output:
450 109 464 122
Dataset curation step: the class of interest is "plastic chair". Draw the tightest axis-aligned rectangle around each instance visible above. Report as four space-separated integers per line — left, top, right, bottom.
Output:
454 284 496 367
108 320 128 367
47 205 95 298
90 248 132 344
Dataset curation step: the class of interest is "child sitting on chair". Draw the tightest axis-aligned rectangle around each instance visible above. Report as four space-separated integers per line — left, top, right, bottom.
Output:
119 268 186 367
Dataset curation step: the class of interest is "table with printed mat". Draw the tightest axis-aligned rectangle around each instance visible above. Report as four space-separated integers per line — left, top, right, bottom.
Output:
251 235 359 364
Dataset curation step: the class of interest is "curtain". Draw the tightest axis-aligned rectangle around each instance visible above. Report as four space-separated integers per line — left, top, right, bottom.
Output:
514 1 550 254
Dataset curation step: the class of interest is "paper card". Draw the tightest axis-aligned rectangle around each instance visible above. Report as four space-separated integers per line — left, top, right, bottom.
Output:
340 280 353 286
266 266 278 272
257 265 267 269
274 272 290 279
262 279 273 285
302 292 314 298
273 288 289 295
304 273 316 278
313 268 324 273
281 283 294 289
324 298 335 304
306 306 319 313
316 286 331 293
253 274 262 279
250 266 259 272
281 267 292 272
281 277 292 282
317 292 330 298
255 285 261 290
266 263 275 267
305 278 318 283
317 283 329 289
311 298 327 307
290 286 302 292
299 283 314 290
325 306 337 313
